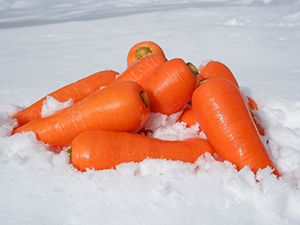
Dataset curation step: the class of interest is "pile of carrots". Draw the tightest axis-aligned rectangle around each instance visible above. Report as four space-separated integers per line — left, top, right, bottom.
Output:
11 41 280 177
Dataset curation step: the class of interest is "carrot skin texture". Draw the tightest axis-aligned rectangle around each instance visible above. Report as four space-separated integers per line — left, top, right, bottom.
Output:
11 70 119 127
127 41 166 66
12 81 150 148
192 78 280 176
113 54 167 86
143 58 198 115
70 130 216 171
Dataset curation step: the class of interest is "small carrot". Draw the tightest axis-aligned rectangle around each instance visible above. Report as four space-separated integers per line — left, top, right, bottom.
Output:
179 105 200 130
12 81 151 148
143 58 198 115
113 54 166 86
70 130 216 171
11 70 119 127
192 77 280 177
127 41 166 66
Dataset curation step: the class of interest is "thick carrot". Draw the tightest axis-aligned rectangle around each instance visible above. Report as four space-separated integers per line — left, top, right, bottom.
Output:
143 58 198 115
192 77 280 177
127 41 166 66
70 130 216 171
12 81 150 148
198 61 265 135
11 70 119 127
179 100 265 135
198 60 239 87
179 105 200 130
113 54 166 86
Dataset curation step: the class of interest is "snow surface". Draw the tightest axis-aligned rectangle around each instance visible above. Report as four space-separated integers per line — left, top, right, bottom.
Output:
1 0 300 224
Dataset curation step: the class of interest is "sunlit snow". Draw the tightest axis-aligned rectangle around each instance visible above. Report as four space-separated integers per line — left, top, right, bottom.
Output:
1 0 300 224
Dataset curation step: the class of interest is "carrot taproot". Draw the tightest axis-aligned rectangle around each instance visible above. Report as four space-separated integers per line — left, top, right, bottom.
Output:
192 77 280 177
113 54 167 86
179 105 200 130
127 41 166 66
12 81 151 148
11 70 119 127
198 60 239 87
198 60 265 135
69 130 216 171
143 58 198 115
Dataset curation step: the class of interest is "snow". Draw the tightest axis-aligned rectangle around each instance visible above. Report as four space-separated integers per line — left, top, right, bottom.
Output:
41 96 74 118
1 0 300 224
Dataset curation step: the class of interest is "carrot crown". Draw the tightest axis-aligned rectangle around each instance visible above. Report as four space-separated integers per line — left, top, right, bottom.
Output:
140 91 150 108
67 148 72 161
135 46 152 61
186 62 199 77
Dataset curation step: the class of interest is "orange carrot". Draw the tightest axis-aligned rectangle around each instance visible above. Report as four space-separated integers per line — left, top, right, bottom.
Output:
70 130 216 171
127 41 166 66
198 60 265 135
143 58 198 115
179 105 200 130
113 54 166 86
11 70 119 127
198 60 239 87
179 100 265 135
192 77 280 177
12 81 150 148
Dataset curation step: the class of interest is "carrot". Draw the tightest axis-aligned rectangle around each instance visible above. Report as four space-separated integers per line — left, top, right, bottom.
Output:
113 54 166 86
143 58 198 115
198 60 239 87
12 81 151 148
198 60 265 135
179 100 265 135
127 41 166 66
192 77 280 177
11 70 119 127
69 130 216 171
179 105 200 130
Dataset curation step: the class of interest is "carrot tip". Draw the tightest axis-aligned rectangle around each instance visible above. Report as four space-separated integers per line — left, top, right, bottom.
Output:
135 46 152 61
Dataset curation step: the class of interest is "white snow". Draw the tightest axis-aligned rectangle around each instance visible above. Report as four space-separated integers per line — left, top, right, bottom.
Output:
1 0 300 224
41 96 74 118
